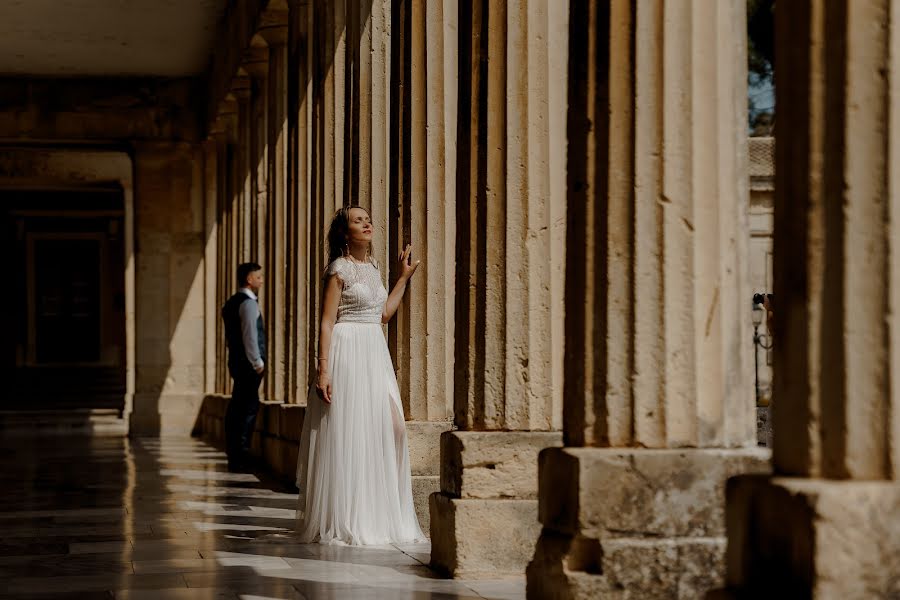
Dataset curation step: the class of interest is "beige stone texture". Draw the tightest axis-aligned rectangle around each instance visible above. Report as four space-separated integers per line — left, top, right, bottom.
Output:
721 476 900 598
412 475 439 536
537 447 770 539
441 431 563 500
528 447 769 598
407 421 454 477
529 532 726 600
430 493 542 578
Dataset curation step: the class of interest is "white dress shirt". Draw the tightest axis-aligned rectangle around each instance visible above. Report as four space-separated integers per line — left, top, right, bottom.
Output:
239 288 264 371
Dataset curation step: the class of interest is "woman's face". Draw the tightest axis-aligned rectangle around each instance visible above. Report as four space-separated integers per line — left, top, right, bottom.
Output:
346 207 373 245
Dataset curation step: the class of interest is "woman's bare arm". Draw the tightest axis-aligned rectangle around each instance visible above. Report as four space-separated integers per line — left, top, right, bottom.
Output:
316 274 342 403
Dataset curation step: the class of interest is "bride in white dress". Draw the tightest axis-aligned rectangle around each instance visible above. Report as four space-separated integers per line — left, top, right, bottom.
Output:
295 205 426 545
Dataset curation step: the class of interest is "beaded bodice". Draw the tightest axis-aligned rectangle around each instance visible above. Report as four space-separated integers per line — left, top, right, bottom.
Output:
326 257 388 324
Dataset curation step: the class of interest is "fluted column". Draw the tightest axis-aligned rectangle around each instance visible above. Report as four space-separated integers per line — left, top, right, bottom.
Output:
287 0 313 402
526 2 769 598
720 1 900 597
260 9 290 402
202 139 219 395
428 0 567 578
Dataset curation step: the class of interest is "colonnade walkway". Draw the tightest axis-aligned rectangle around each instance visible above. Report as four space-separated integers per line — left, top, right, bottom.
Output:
0 434 523 599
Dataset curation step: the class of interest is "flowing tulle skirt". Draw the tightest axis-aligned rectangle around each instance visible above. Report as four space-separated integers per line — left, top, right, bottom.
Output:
295 322 425 545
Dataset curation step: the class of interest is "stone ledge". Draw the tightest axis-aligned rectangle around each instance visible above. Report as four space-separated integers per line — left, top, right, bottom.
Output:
440 430 563 499
718 475 900 599
538 447 771 538
430 493 541 578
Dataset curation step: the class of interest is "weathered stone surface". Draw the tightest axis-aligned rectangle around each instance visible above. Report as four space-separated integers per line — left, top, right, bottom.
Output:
441 431 563 499
407 421 454 476
538 447 770 538
721 476 900 598
412 475 439 535
527 531 725 600
430 493 541 577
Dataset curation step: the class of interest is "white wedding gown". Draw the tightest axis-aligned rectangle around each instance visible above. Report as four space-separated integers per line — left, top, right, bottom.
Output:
295 257 426 545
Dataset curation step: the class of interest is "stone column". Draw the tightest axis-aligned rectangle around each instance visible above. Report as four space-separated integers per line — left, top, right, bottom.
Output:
130 142 207 435
526 2 769 598
719 1 900 597
201 139 219 394
385 0 459 535
286 0 313 402
260 9 290 402
232 74 253 265
428 0 567 578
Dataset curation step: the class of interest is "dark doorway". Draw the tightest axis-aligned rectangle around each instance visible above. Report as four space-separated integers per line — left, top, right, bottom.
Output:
2 189 126 411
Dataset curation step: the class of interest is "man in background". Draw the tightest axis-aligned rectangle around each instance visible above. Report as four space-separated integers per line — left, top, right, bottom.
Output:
221 262 266 471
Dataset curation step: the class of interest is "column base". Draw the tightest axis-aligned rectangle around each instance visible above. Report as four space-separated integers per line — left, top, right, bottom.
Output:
526 447 770 599
713 475 900 599
430 492 542 578
429 430 563 577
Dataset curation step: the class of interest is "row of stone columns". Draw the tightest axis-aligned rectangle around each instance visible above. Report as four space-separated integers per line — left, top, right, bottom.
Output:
204 0 460 423
719 1 900 597
525 1 769 597
199 0 898 595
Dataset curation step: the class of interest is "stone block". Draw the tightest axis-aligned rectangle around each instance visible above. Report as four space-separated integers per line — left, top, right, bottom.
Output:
527 532 724 600
720 475 900 599
538 447 770 538
407 421 453 476
429 492 541 577
279 404 305 441
440 430 563 499
412 475 439 536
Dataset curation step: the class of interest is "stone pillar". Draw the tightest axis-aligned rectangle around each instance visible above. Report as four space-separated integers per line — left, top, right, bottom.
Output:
202 140 219 394
526 2 769 598
429 0 567 578
130 142 207 435
718 1 900 597
231 74 253 265
260 9 290 402
286 0 313 402
385 0 460 535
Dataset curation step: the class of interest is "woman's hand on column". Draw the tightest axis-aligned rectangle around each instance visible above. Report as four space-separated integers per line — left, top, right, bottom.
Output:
399 244 421 280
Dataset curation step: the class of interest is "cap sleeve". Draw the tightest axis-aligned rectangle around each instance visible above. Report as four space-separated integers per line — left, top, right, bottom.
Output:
325 258 347 282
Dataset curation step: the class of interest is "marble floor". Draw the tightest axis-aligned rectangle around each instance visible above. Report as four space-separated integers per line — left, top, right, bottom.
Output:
0 434 525 599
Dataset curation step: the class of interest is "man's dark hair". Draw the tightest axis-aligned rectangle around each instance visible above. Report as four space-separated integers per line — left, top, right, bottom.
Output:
237 262 262 286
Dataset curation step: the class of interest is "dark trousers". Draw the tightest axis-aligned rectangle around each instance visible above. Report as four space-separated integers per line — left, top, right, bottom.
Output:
225 366 262 464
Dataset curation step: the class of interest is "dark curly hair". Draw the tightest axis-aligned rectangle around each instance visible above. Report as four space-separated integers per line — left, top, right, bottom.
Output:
326 205 376 269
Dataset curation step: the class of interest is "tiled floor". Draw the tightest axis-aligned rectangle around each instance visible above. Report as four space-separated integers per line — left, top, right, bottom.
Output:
0 435 525 599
